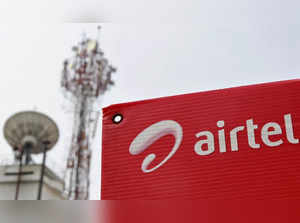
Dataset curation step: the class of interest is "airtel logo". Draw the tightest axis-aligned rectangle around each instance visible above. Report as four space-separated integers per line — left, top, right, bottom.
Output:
129 120 183 173
129 114 299 173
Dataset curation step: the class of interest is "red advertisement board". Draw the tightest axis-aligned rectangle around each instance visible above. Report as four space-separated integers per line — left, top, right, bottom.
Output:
102 79 300 199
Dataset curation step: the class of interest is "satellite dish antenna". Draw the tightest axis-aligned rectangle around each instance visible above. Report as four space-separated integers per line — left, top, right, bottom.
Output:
3 111 59 200
4 111 59 159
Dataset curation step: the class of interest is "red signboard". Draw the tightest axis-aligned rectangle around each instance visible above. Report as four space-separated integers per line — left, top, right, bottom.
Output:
102 79 300 199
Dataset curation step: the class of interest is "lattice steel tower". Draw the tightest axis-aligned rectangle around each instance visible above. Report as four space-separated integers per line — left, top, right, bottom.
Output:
61 27 116 200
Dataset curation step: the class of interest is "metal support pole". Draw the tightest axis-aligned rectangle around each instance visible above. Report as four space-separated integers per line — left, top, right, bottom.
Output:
37 145 47 200
15 150 24 200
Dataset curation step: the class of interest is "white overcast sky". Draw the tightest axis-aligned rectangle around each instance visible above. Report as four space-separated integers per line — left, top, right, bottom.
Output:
1 0 300 200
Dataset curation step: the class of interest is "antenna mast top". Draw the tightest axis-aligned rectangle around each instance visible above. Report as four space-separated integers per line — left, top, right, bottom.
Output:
62 27 116 101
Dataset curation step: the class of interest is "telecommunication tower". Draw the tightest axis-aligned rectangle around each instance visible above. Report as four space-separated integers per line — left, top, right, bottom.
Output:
61 27 116 200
